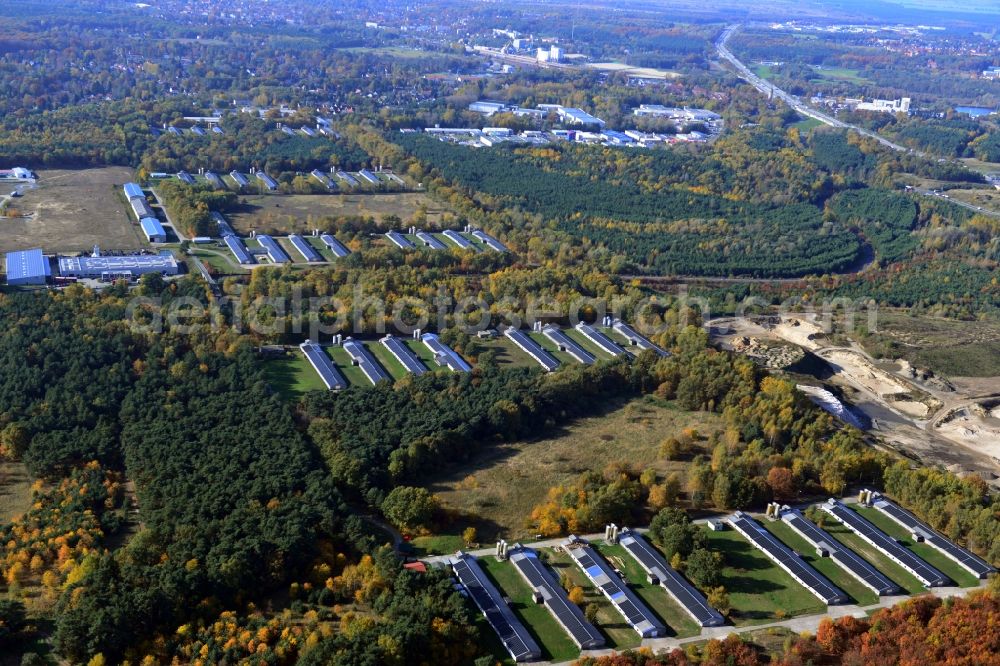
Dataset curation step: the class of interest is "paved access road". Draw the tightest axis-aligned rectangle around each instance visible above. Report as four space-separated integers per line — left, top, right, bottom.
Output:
552 579 987 665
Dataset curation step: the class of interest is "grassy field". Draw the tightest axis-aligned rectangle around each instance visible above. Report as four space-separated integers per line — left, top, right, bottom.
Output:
189 247 249 275
0 460 34 525
564 328 616 360
0 167 145 254
705 527 827 625
594 543 702 638
326 344 373 387
226 192 453 234
527 331 578 366
752 64 775 79
546 549 642 649
367 340 412 380
852 311 1000 378
854 506 981 588
479 556 581 662
477 337 545 369
810 65 871 84
789 117 824 132
409 534 465 557
261 350 327 401
425 395 724 543
762 519 878 606
818 518 926 595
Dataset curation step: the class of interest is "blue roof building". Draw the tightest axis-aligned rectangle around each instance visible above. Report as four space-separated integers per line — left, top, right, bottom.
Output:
140 217 166 243
123 182 144 199
6 248 50 285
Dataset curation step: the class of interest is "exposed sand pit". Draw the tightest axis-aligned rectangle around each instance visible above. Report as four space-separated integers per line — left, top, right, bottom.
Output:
818 349 932 418
936 407 1000 460
773 316 826 350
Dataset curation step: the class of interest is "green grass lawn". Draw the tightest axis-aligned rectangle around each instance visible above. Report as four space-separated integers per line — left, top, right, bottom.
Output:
594 543 702 638
190 248 248 274
325 344 370 387
546 549 642 649
305 234 340 262
409 534 465 557
762 519 878 606
810 65 871 84
367 340 412 380
753 64 775 79
527 331 577 366
261 350 326 401
854 506 980 588
789 117 824 132
705 527 826 625
477 337 542 369
818 518 926 595
405 338 446 368
564 328 616 360
479 556 581 662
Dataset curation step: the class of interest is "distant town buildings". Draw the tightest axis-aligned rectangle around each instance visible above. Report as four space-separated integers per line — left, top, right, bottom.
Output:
468 101 604 127
632 105 721 123
983 66 1000 80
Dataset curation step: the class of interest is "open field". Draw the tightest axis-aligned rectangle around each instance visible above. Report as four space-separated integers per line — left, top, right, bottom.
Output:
809 65 871 84
854 506 981 588
789 117 824 132
261 350 327 401
479 556 581 662
477 337 545 369
704 528 827 625
426 395 724 543
0 460 34 525
762 519 878 606
226 192 453 234
854 311 1000 380
594 542 702 638
0 167 145 254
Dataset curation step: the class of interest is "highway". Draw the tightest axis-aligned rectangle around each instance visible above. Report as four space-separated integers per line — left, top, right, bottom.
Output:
913 187 1000 219
715 25 910 154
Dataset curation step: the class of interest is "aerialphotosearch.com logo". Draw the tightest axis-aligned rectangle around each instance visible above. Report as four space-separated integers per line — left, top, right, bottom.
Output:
124 284 879 339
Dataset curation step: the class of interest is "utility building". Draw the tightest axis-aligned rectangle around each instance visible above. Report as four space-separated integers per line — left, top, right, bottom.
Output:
6 248 50 285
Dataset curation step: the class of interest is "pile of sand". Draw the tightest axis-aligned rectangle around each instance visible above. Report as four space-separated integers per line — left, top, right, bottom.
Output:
819 349 931 418
773 317 826 351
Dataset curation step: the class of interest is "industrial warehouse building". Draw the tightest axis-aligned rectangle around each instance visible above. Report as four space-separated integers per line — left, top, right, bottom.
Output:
6 248 51 285
58 252 179 281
